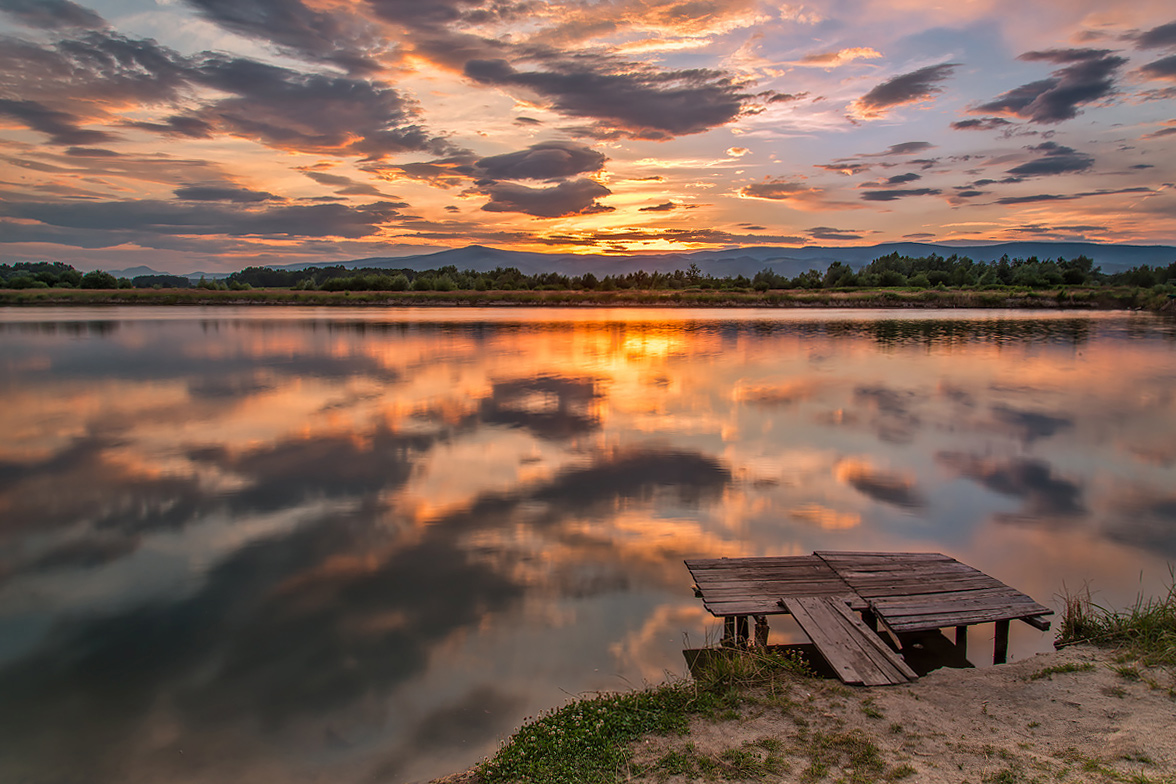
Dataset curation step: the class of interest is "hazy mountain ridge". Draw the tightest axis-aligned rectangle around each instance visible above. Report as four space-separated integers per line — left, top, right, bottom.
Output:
107 242 1175 280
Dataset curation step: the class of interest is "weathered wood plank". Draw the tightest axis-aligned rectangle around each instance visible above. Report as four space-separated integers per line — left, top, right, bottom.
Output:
815 551 952 561
881 606 1055 632
827 599 917 682
787 597 893 686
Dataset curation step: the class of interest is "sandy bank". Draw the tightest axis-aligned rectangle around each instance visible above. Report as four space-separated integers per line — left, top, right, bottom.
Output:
434 645 1175 783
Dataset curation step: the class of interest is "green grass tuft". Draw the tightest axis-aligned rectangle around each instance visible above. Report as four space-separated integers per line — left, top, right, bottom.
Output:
1057 580 1176 667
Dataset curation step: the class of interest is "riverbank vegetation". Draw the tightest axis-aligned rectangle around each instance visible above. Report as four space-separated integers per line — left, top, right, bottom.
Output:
2 253 1174 311
448 586 1176 784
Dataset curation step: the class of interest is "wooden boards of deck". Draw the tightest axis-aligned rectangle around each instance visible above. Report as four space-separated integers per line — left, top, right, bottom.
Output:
781 596 917 686
684 555 866 616
813 551 1052 634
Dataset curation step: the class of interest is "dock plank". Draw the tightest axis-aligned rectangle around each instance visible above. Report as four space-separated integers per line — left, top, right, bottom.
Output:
783 597 914 686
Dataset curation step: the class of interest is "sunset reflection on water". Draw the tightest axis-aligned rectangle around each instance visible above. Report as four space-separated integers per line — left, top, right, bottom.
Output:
0 307 1174 783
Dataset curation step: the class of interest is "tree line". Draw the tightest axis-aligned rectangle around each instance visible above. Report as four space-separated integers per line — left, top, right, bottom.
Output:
4 253 1175 292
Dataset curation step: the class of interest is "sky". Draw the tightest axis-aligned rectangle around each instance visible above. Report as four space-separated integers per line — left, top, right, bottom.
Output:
0 0 1174 273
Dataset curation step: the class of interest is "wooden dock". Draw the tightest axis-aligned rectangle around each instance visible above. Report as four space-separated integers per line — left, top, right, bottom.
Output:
685 551 1052 686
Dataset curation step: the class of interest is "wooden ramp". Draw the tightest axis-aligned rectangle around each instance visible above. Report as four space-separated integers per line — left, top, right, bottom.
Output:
781 596 917 686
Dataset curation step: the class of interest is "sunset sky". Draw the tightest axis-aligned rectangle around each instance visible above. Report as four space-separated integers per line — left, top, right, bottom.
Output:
1 0 1174 272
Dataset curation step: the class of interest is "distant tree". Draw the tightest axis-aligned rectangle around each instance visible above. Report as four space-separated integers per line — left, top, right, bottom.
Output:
80 270 118 289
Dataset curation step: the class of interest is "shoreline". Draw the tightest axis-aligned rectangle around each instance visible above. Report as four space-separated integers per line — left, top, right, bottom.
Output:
1 286 1174 312
433 645 1175 784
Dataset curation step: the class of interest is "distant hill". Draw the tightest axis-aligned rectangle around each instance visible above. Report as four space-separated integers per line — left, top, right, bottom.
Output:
107 241 1175 280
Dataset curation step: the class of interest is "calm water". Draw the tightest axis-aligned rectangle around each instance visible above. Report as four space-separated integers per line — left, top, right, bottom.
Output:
1 306 1174 783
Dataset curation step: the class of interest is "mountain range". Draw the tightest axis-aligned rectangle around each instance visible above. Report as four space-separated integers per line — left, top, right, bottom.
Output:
106 242 1176 281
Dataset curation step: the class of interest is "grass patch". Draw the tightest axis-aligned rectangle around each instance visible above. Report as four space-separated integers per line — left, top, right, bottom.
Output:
478 648 811 784
1026 662 1096 681
1057 581 1176 667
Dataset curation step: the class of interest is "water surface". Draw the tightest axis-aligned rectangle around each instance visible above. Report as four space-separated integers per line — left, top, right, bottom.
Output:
1 306 1174 783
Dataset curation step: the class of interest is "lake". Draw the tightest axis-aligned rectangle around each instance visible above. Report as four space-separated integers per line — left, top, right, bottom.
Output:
1 306 1174 783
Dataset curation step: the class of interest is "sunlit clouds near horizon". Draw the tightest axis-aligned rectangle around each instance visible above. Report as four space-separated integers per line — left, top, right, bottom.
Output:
0 0 1174 272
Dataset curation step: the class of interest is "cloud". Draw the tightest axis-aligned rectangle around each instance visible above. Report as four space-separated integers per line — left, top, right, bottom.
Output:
849 63 958 119
638 201 678 212
1143 123 1176 140
807 226 863 240
0 0 105 29
884 173 921 184
951 117 1013 131
835 458 924 510
1 199 407 240
1140 54 1176 81
474 141 606 181
182 0 383 73
860 187 941 201
726 146 750 157
765 91 809 103
464 57 751 139
795 47 883 68
973 48 1126 124
815 162 872 175
190 56 450 159
1133 20 1176 49
737 177 861 210
1004 142 1094 177
937 452 1085 520
0 98 115 145
480 178 613 218
994 186 1153 205
173 185 280 202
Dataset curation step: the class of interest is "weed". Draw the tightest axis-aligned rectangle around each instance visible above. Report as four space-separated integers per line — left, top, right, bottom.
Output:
1057 579 1176 667
1026 662 1095 680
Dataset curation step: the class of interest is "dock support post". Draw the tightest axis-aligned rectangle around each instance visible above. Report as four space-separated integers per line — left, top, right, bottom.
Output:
736 615 749 645
753 615 770 647
955 625 968 657
993 620 1009 665
722 616 736 647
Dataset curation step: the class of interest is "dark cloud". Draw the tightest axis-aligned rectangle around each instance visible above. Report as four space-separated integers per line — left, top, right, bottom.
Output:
808 226 862 240
1143 126 1176 140
860 187 941 201
765 91 810 103
852 385 922 443
951 117 1013 131
1133 20 1176 49
1140 54 1176 80
885 173 921 184
954 189 985 198
191 56 450 159
480 178 612 218
0 98 116 145
815 162 872 175
0 0 105 29
182 0 383 73
124 114 216 138
852 63 958 118
974 49 1126 123
479 375 602 440
937 452 1085 520
64 146 120 157
990 404 1073 444
993 186 1152 205
464 57 750 139
1 199 407 239
0 29 448 161
865 141 935 156
474 141 606 181
173 185 280 202
837 461 924 510
638 201 678 212
1005 141 1094 177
